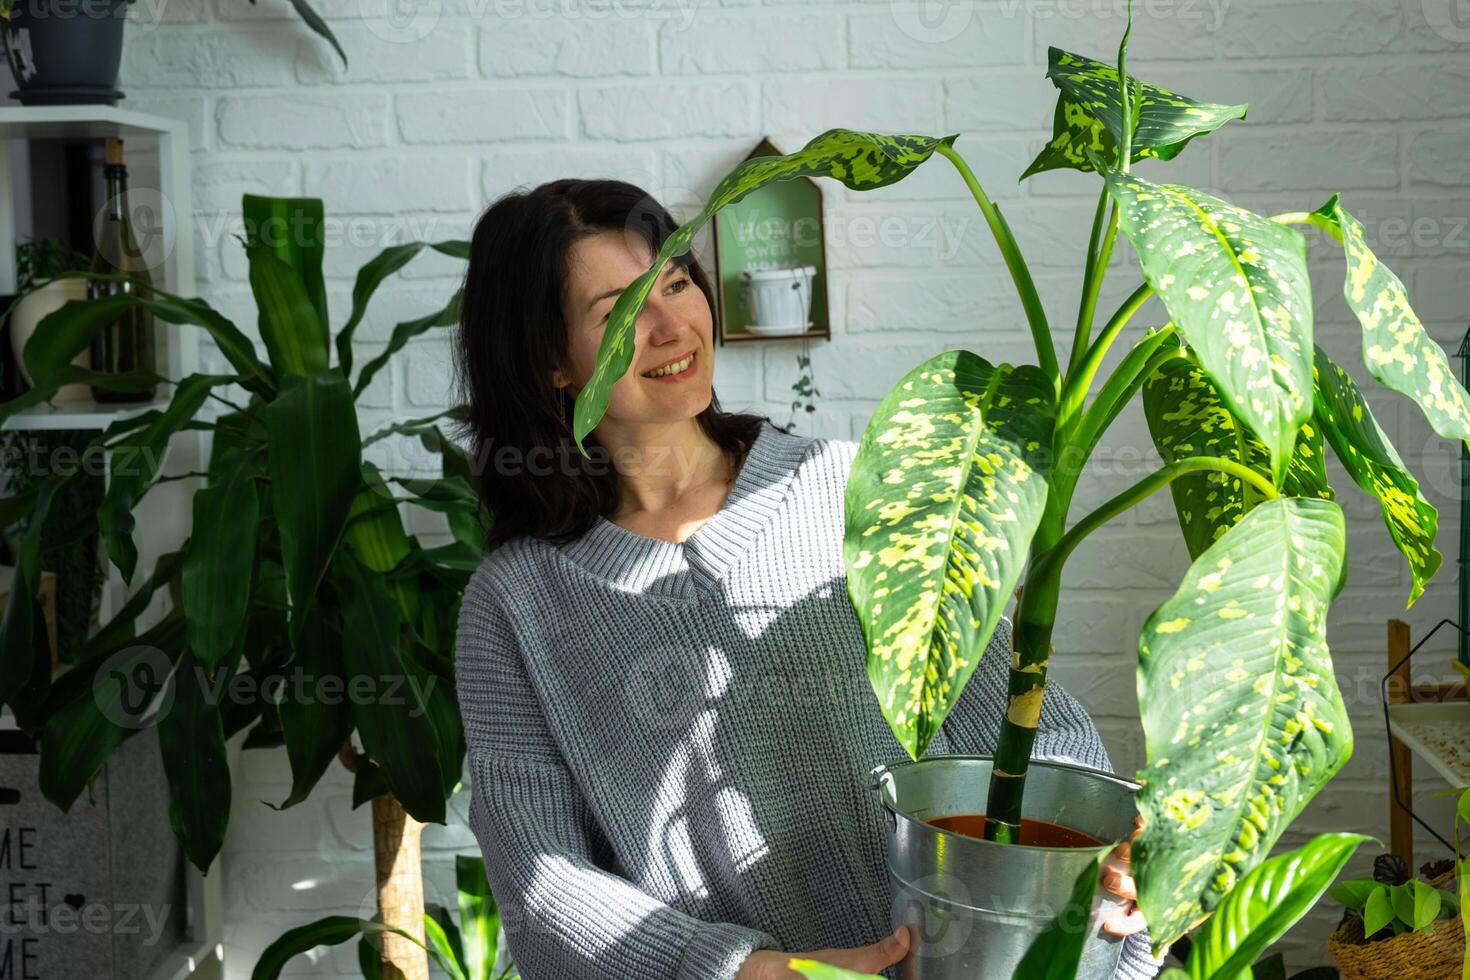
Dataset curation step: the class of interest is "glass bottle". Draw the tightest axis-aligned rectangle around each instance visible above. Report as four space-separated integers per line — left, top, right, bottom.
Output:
88 137 158 402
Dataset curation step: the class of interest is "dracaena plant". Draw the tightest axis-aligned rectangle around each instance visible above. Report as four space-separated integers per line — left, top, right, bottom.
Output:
0 195 482 978
570 11 1468 965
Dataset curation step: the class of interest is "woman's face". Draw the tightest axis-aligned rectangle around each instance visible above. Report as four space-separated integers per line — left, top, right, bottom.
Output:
557 228 715 432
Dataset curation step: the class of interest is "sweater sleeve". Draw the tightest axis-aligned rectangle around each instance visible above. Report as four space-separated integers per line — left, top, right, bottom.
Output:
939 618 1165 980
455 571 783 980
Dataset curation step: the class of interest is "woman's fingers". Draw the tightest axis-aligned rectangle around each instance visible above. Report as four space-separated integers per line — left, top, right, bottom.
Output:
1099 859 1137 902
1099 900 1147 938
814 925 911 973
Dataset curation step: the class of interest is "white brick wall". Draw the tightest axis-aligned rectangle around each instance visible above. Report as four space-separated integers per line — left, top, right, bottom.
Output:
107 0 1470 973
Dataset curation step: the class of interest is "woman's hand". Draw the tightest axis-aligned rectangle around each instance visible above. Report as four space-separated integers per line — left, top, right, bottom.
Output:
1099 817 1147 938
736 925 910 979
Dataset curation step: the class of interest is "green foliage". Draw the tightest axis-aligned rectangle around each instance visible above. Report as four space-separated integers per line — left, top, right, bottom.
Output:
0 196 483 872
1330 861 1459 939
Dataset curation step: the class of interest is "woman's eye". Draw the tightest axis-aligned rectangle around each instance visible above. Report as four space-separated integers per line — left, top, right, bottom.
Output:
669 276 690 293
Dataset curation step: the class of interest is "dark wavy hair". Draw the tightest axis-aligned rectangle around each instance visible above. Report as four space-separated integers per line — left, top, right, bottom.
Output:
453 179 771 550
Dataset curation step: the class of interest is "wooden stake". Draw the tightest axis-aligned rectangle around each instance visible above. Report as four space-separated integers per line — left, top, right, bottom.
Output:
1387 618 1413 868
373 793 430 980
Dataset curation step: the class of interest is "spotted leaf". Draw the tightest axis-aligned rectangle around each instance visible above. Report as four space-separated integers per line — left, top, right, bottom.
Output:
1134 497 1351 951
1105 172 1314 485
1143 351 1332 559
1312 195 1470 445
1022 47 1247 180
1312 345 1441 605
844 350 1054 760
571 129 956 452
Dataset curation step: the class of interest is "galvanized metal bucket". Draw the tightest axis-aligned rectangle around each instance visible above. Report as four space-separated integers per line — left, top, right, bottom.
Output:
869 755 1139 980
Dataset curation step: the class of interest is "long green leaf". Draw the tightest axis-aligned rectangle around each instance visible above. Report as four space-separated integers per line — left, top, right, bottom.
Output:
182 459 259 668
1185 833 1368 979
39 616 186 809
0 366 164 429
1312 346 1441 605
336 240 469 376
787 962 882 980
1023 47 1247 179
1134 497 1352 950
246 243 329 377
1143 352 1331 558
272 605 352 810
252 916 371 980
353 289 462 398
573 128 955 451
157 650 232 871
1312 195 1470 444
242 194 330 341
1011 848 1112 980
422 906 469 980
99 374 233 582
286 0 348 67
333 549 447 824
1104 172 1314 484
457 855 496 980
22 270 273 394
845 350 1055 759
266 370 361 645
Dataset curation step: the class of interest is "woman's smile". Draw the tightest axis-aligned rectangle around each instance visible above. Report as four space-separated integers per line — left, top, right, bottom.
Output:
641 348 698 382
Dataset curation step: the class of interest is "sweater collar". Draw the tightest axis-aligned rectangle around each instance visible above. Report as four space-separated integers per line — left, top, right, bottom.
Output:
557 421 812 600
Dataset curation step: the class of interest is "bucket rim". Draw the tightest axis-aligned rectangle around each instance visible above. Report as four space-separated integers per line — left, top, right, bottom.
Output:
868 754 1140 852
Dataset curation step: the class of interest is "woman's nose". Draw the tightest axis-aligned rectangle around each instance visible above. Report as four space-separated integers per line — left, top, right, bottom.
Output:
640 294 683 345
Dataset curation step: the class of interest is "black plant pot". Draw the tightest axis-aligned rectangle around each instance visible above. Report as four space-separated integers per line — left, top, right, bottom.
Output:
2 0 131 106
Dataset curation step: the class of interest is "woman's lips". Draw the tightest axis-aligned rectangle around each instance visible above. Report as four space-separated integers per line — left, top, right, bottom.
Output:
642 350 697 383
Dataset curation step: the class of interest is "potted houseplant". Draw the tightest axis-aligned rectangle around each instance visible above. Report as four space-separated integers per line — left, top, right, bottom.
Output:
0 0 345 106
1328 853 1464 979
570 9 1468 979
6 235 92 402
0 194 475 979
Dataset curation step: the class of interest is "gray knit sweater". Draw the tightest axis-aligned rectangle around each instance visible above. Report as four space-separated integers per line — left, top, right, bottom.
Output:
454 420 1161 980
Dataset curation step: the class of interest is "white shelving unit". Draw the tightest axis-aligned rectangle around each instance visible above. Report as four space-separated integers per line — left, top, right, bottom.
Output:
1 105 221 980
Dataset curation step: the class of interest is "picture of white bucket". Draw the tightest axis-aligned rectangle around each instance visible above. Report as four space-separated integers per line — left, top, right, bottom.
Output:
738 264 817 337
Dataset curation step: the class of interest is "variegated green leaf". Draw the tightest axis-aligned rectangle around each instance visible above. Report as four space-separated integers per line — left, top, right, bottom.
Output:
844 350 1054 760
1143 351 1332 559
1312 195 1470 444
1134 497 1352 951
572 129 956 452
1023 47 1248 179
1312 345 1442 605
787 961 881 980
1105 172 1314 484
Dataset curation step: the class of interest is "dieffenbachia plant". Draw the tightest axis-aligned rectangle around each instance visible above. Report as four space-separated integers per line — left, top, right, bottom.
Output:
570 12 1467 960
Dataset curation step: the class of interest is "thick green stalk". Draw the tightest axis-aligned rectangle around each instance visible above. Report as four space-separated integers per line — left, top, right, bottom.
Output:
936 143 1059 388
982 455 1278 840
1069 326 1181 459
1057 282 1154 435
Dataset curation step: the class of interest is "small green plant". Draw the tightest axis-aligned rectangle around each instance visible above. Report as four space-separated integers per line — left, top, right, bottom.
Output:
254 856 518 980
13 236 90 293
1330 853 1461 940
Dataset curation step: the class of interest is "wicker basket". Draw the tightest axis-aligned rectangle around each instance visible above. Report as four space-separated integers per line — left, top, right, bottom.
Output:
1328 872 1465 980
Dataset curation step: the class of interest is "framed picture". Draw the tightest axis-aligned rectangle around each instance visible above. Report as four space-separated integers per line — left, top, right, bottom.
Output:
712 137 831 345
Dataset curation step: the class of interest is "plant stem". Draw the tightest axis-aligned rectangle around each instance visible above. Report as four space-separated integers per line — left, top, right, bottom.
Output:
936 143 1059 389
1069 325 1180 459
983 454 1276 840
1068 193 1121 379
1057 282 1154 434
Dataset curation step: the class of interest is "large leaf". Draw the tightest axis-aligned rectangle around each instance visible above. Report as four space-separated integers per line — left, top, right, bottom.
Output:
242 194 330 341
1011 848 1112 980
1144 352 1331 558
787 963 882 980
181 458 259 668
0 366 164 429
22 271 273 394
39 616 187 809
246 242 330 377
272 605 352 810
845 350 1054 759
1104 172 1314 484
1134 497 1352 950
99 373 235 581
1184 833 1368 978
253 916 372 980
573 128 955 451
1312 195 1470 444
1312 346 1441 605
266 371 362 645
157 650 232 871
333 549 447 824
1023 47 1247 179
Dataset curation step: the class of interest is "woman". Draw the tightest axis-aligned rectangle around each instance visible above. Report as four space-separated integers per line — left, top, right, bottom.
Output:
452 178 1158 980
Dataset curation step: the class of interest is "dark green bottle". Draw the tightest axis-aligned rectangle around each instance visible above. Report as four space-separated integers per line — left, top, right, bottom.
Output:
88 137 157 402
